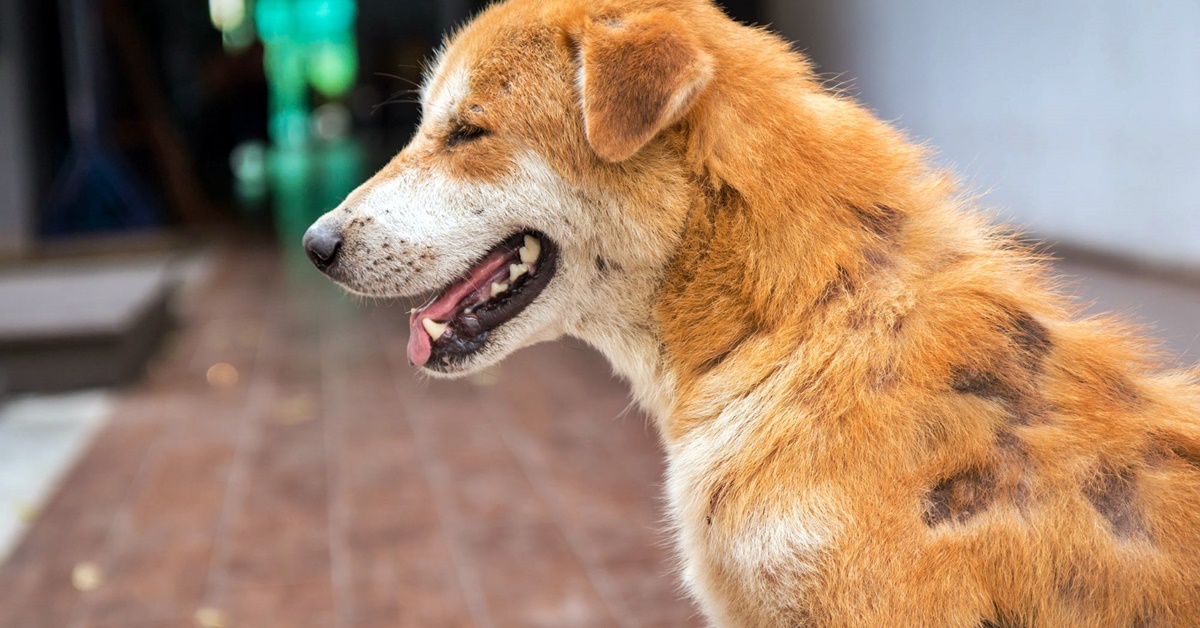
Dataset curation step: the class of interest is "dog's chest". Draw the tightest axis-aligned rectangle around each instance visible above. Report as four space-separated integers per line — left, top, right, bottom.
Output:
662 418 840 623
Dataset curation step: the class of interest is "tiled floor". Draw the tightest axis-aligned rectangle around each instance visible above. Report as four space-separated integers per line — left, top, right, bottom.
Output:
0 247 700 628
1 244 1198 628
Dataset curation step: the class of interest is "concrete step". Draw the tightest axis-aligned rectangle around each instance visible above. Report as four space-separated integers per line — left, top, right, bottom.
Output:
0 258 178 393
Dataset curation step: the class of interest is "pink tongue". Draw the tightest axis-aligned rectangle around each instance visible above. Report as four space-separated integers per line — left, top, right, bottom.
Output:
407 247 517 366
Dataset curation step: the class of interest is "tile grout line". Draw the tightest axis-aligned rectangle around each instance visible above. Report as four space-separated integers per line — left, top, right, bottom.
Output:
198 284 284 612
488 387 633 628
377 326 497 628
320 316 353 628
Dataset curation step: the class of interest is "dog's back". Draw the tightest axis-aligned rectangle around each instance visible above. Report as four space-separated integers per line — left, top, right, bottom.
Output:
663 203 1200 624
637 2 1200 625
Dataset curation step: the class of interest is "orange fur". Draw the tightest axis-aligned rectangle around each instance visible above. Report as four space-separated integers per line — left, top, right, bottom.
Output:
332 1 1200 624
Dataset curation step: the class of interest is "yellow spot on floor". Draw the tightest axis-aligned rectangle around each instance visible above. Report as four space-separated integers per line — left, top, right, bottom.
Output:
71 562 103 592
194 606 228 628
206 363 240 388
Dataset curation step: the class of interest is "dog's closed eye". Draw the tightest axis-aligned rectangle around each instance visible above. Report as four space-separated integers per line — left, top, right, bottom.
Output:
446 122 489 148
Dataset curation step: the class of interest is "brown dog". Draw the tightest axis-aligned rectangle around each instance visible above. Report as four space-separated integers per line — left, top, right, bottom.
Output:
304 0 1200 624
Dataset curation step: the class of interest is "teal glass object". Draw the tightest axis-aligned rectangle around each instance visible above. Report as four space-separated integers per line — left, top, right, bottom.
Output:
253 0 359 146
308 39 358 98
223 0 362 246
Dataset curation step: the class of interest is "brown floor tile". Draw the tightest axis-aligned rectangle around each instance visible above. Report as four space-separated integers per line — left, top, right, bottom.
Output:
0 564 82 628
222 579 337 627
124 438 235 537
223 419 333 587
351 524 476 627
456 523 618 628
79 533 213 625
80 620 193 628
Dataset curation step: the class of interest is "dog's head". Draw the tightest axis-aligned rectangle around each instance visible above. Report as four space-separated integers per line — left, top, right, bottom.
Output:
305 0 717 375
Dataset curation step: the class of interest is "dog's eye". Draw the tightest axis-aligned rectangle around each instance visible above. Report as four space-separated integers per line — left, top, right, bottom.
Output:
446 123 489 148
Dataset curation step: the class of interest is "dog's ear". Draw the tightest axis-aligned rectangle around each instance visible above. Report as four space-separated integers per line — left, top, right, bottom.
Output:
576 12 713 162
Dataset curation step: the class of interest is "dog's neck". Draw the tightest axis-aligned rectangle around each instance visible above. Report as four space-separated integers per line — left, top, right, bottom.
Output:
569 267 679 425
573 78 941 436
595 91 937 439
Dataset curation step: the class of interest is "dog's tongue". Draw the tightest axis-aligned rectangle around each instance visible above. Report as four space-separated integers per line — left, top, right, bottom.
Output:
407 247 516 366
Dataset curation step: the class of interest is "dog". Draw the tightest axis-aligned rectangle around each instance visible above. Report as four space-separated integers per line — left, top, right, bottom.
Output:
303 0 1200 624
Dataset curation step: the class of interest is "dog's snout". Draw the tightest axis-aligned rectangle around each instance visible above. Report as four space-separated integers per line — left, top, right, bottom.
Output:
303 223 343 272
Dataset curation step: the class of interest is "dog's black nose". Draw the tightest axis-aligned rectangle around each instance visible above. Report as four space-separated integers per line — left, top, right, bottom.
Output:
303 224 343 272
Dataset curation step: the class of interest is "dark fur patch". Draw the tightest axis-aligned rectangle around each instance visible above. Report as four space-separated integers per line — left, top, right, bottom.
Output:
712 180 742 210
815 265 854 306
926 432 1032 527
950 369 1048 426
852 203 904 238
707 481 730 523
1082 466 1148 540
669 175 740 292
980 602 1030 627
1004 309 1052 370
594 256 623 275
979 615 1022 628
924 465 997 526
1170 445 1200 470
949 309 1052 427
950 367 1013 400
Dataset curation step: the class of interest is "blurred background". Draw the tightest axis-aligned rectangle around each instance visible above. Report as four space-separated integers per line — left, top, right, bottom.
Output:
0 0 1196 626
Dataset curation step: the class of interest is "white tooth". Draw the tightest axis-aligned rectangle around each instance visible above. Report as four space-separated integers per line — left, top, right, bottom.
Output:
491 281 509 296
508 263 528 282
520 236 541 264
422 319 447 341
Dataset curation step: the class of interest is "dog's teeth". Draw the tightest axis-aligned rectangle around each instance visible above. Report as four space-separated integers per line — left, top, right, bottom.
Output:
422 319 448 341
519 236 541 264
491 281 509 296
508 263 528 282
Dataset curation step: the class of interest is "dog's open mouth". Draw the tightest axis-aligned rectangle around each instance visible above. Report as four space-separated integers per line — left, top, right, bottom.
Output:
407 231 557 368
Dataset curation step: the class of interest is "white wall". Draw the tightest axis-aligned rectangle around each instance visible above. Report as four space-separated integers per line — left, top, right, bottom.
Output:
767 0 1200 267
